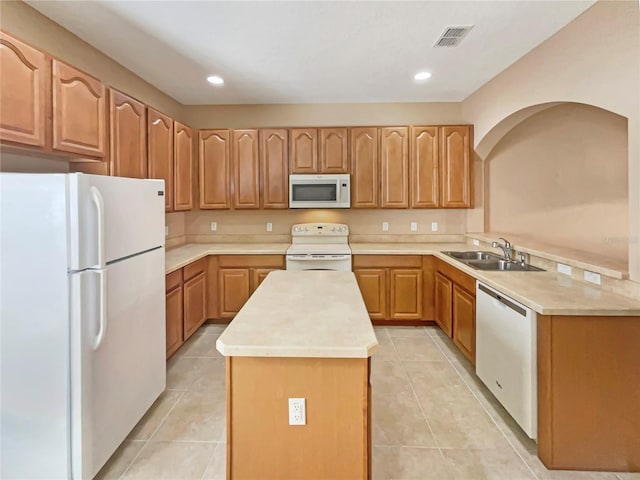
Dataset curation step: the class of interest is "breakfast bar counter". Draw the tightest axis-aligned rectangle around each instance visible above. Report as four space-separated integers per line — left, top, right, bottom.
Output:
216 270 378 479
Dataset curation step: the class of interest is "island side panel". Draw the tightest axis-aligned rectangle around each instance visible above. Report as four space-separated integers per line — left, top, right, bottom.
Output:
537 315 640 472
227 356 370 480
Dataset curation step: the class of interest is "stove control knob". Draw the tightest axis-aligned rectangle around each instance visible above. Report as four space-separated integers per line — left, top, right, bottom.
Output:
293 227 299 232
304 227 309 232
331 227 336 232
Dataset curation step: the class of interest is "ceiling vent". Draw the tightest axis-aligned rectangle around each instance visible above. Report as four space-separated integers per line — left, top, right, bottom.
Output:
434 25 474 47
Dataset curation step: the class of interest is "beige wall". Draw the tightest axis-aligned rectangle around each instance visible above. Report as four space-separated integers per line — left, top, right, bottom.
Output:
184 209 466 243
0 0 187 122
185 103 463 129
462 0 640 281
487 103 628 264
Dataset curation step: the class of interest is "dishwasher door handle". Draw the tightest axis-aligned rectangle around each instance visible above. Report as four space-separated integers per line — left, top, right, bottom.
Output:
478 283 527 317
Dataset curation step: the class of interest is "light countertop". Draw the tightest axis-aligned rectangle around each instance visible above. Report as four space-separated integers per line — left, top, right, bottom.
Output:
350 243 640 316
216 271 378 358
165 242 640 316
165 243 289 274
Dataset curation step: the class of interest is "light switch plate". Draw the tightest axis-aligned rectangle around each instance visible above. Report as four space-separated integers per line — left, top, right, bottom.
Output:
472 239 480 246
410 222 418 232
557 263 572 276
584 271 601 285
382 222 389 232
431 222 438 232
165 226 169 237
266 222 273 232
210 222 217 232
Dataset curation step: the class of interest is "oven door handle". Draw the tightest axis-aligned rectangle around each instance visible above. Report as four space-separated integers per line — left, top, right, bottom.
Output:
286 254 351 261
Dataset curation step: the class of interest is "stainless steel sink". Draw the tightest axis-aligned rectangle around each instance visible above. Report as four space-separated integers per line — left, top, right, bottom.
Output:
443 251 545 272
445 251 502 261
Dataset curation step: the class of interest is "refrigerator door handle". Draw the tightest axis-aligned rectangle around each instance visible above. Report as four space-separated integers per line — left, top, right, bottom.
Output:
90 186 106 268
93 269 108 350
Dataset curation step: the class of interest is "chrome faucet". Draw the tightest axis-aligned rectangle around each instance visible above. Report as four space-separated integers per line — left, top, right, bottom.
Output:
491 237 513 261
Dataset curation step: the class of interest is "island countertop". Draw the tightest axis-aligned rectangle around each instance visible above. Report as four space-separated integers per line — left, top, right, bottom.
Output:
216 270 378 358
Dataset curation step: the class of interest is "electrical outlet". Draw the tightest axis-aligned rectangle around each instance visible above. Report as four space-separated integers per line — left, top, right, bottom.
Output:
210 222 217 232
557 263 572 276
584 271 601 285
472 239 480 246
431 222 438 232
382 222 389 232
165 226 169 237
410 222 418 232
266 222 273 232
288 398 306 426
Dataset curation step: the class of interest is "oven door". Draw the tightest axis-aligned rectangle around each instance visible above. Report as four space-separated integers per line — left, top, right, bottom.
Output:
286 254 352 271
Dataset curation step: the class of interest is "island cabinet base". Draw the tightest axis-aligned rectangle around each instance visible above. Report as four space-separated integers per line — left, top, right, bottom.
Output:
537 315 640 472
226 356 371 480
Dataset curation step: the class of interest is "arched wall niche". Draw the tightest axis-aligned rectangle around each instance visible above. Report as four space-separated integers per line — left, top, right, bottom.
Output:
478 102 629 268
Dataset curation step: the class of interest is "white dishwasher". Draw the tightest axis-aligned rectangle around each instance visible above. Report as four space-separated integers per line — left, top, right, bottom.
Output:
475 282 537 439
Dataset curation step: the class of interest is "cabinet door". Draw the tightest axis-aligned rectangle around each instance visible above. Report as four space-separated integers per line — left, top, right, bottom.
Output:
183 271 206 341
350 127 379 208
0 32 46 147
165 285 183 359
410 126 438 208
200 129 231 209
148 108 174 212
435 272 453 337
440 125 472 208
380 127 409 208
354 269 387 320
174 121 194 211
252 268 279 293
390 269 423 320
110 89 147 178
319 127 348 173
52 60 106 158
290 128 318 173
218 268 251 319
260 129 289 209
233 129 260 209
453 284 475 364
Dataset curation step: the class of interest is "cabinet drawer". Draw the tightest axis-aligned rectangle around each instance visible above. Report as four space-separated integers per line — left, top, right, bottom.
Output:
166 269 183 291
353 255 422 269
218 255 285 268
436 258 475 293
183 257 208 281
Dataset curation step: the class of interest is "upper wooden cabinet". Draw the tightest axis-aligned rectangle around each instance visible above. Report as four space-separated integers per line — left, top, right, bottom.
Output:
52 60 105 158
319 128 349 174
260 129 289 209
380 127 409 208
174 121 193 211
290 128 318 173
109 89 146 178
440 125 472 208
199 129 231 209
410 126 439 208
233 129 260 209
0 32 47 148
350 127 379 208
290 127 349 174
147 108 174 212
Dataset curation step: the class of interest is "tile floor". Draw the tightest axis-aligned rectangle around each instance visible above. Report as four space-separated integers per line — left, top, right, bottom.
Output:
96 324 638 480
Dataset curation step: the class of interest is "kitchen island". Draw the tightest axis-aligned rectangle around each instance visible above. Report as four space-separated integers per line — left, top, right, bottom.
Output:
216 270 378 480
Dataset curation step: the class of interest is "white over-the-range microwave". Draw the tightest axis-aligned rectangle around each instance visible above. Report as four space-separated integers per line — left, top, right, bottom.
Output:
289 174 350 208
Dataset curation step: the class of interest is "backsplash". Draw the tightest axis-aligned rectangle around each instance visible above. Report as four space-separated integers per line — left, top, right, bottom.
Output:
165 212 186 248
183 209 466 241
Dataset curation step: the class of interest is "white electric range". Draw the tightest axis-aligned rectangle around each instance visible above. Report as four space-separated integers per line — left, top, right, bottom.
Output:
285 223 351 271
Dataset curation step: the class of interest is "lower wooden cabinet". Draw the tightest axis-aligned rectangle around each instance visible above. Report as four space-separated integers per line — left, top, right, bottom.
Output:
353 255 426 321
435 259 476 364
165 269 184 359
213 255 285 320
164 257 208 359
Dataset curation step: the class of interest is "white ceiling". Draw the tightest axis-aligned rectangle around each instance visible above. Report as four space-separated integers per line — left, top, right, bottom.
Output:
27 1 596 105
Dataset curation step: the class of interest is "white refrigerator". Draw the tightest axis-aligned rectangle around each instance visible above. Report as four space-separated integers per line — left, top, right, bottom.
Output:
1 173 166 479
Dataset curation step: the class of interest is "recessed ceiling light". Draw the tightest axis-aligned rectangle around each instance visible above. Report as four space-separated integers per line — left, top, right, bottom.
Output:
414 71 432 81
207 75 224 85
